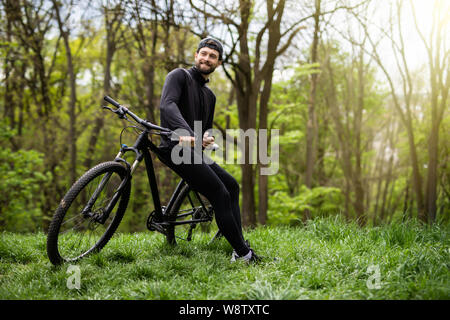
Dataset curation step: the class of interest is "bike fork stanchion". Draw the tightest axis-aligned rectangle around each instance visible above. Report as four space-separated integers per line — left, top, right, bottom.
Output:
81 171 113 218
97 176 130 224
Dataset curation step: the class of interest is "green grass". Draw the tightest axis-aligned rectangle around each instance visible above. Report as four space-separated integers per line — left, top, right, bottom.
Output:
0 217 449 300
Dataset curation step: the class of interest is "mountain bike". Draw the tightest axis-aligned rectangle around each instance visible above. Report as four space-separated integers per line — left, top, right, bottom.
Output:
46 96 221 266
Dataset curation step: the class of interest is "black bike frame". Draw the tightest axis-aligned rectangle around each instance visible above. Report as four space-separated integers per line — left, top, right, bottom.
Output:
119 129 169 221
117 129 211 226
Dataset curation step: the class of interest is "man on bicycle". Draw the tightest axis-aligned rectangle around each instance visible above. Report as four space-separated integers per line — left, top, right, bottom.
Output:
158 37 259 263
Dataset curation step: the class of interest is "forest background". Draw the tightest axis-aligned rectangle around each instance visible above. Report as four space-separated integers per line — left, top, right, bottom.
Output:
0 0 448 233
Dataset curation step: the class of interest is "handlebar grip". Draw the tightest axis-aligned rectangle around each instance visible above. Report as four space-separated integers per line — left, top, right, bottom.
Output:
104 95 121 108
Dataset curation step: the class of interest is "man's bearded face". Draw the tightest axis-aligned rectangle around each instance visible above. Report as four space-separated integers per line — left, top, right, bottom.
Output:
194 47 221 75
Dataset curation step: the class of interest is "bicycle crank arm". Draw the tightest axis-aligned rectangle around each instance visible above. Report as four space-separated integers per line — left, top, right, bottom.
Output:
186 223 197 241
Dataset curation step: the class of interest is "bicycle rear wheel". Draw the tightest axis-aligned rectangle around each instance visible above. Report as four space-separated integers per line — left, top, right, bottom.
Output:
165 183 215 245
46 161 131 265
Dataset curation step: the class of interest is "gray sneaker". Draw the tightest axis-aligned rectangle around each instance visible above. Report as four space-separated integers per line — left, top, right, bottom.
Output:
230 250 239 262
230 240 250 262
230 249 261 263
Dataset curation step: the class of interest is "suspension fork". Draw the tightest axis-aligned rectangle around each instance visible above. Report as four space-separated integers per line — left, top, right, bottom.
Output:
81 150 130 223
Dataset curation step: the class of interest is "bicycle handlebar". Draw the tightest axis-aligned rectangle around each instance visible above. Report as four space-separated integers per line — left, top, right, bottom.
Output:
103 95 171 133
104 95 121 108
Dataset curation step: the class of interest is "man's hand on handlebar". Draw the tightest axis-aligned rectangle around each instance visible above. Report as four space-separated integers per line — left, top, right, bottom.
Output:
178 132 215 148
202 132 215 148
178 136 195 147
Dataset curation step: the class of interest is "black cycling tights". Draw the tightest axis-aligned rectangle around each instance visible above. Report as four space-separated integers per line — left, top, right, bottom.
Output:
158 147 250 257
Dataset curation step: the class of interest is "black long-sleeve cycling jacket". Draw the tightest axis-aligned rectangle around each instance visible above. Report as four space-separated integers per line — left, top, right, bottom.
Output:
159 66 216 150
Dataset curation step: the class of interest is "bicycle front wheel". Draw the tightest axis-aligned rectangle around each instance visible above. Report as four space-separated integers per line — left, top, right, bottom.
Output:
46 161 131 265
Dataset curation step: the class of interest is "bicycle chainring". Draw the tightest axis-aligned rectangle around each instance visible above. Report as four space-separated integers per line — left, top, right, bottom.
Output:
146 209 167 235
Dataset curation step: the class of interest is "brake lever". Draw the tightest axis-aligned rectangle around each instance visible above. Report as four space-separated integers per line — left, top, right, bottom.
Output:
102 105 114 112
102 105 127 120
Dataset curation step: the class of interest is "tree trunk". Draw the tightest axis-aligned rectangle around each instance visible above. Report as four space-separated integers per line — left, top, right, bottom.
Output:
316 111 328 185
234 0 256 227
3 9 14 130
372 152 383 225
53 0 77 184
405 126 425 221
256 0 284 225
380 153 394 223
402 183 410 222
386 179 398 224
425 125 439 223
344 178 350 220
424 54 449 224
257 74 272 225
305 0 321 189
352 45 366 226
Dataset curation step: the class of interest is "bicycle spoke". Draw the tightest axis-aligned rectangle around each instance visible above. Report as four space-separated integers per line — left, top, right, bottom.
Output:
60 213 84 228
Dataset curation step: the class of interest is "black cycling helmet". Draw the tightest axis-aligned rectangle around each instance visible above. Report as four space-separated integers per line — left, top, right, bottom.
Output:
197 37 224 61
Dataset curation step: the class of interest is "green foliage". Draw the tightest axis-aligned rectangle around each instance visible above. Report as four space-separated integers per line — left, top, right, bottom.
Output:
268 186 344 225
292 62 321 78
0 124 49 232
